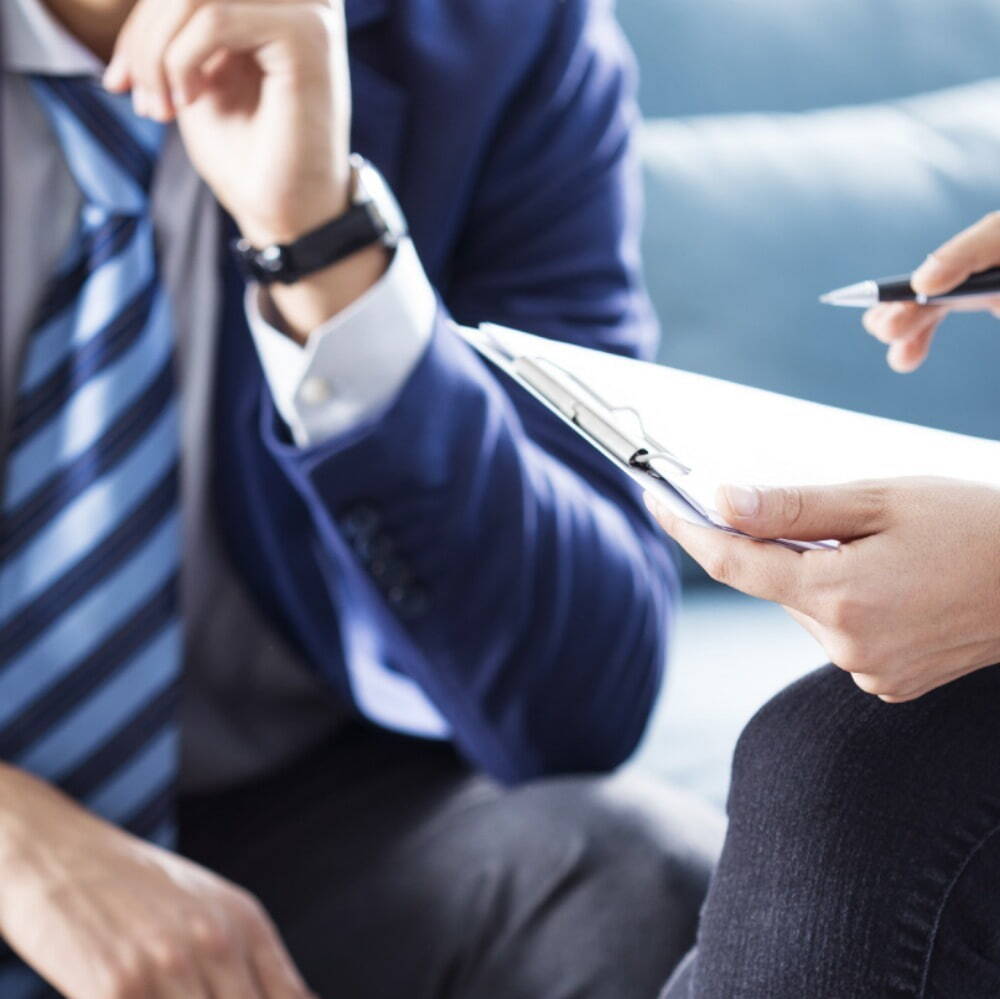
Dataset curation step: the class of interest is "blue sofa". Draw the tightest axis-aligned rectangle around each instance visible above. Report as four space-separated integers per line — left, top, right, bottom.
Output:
619 0 1000 800
625 0 1000 438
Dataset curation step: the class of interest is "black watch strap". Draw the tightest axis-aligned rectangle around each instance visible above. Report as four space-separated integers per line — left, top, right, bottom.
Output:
231 201 389 286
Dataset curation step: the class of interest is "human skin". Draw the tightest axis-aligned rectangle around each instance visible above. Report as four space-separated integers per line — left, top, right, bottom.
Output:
101 0 389 342
646 213 1000 705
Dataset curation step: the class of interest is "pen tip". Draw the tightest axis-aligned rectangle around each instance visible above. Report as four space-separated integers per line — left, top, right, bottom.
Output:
817 280 878 308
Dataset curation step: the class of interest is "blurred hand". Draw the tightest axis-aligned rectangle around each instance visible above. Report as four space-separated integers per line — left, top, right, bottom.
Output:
0 765 313 999
104 0 351 246
645 477 1000 702
863 212 1000 372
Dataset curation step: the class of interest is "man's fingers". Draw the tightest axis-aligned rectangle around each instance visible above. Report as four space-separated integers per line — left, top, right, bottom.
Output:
103 0 145 93
200 958 265 999
644 497 811 607
186 912 266 999
911 212 1000 297
152 963 212 999
248 922 315 998
234 894 313 998
715 481 889 542
124 0 203 121
163 1 338 108
105 0 318 118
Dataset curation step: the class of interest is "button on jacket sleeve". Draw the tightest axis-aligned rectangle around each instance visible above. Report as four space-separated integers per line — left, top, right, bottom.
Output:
249 0 680 783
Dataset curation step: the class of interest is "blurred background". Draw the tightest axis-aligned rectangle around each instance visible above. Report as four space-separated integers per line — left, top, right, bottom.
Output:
620 0 1000 802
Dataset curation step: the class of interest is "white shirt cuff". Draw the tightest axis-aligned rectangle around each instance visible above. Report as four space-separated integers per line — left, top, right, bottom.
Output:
245 237 437 447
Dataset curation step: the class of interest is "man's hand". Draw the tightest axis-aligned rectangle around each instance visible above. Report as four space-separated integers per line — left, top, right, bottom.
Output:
0 765 314 998
646 478 1000 702
863 212 1000 372
104 0 389 341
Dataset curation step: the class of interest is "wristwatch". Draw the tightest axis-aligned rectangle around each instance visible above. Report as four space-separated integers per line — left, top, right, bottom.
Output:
231 154 408 285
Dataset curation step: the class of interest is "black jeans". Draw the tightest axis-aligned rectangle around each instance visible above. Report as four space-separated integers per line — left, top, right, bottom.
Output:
662 663 1000 999
178 725 723 999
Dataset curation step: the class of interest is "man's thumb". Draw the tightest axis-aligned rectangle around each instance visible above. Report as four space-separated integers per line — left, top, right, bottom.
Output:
717 482 888 541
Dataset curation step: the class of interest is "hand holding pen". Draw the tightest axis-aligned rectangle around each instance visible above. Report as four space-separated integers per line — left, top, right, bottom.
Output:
821 213 1000 372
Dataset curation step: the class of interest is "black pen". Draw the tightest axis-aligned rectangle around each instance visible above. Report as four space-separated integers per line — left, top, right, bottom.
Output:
820 266 1000 308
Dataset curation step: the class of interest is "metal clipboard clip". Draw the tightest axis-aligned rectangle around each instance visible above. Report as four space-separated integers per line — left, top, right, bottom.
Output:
466 323 706 503
510 355 691 477
463 323 837 552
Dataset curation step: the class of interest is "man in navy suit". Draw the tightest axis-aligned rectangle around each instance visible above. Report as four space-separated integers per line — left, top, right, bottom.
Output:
0 0 719 995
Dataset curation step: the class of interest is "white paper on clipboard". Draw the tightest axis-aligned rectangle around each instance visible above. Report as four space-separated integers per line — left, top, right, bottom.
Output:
460 321 1000 553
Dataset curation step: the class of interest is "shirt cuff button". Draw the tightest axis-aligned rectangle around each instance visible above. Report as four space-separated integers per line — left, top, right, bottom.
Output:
299 376 334 406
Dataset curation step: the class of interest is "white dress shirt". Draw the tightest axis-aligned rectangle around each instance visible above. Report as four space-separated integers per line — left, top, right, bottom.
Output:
1 0 437 791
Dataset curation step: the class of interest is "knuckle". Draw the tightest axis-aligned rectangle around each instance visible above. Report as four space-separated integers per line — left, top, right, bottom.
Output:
298 2 345 54
293 3 330 36
855 480 890 527
102 983 142 999
195 1 228 35
824 593 861 632
99 954 148 999
189 913 236 960
306 1 341 32
705 552 737 586
829 636 866 674
230 886 271 931
778 486 805 527
850 672 885 697
148 935 191 976
163 45 186 79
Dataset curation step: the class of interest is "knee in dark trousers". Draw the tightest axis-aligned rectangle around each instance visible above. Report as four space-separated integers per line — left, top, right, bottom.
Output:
346 772 724 999
686 663 1000 999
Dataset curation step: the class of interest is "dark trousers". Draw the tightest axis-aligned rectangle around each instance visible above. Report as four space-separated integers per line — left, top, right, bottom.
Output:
179 725 722 999
661 664 1000 999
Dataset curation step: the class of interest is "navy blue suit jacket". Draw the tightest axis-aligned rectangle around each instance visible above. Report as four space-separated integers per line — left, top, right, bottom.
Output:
212 0 680 783
5 0 679 784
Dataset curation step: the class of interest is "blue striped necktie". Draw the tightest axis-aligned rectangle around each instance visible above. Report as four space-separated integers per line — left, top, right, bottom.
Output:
0 75 181 861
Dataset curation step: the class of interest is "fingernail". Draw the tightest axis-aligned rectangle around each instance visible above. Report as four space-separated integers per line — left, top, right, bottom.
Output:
912 253 947 289
722 485 760 518
148 93 170 122
103 58 125 91
887 344 918 374
132 89 146 117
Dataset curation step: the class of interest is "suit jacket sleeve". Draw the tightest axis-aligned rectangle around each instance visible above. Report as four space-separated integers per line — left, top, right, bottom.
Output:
257 0 679 783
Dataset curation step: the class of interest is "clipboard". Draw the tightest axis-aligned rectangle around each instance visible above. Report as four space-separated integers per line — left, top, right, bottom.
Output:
460 322 836 553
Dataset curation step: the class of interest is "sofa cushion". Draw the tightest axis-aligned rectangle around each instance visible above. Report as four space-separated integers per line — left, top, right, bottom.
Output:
640 79 1000 441
618 0 1000 117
